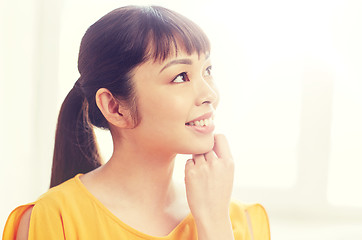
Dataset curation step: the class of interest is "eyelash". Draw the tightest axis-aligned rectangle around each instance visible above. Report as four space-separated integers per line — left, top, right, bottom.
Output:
171 65 213 83
205 65 212 76
172 72 189 83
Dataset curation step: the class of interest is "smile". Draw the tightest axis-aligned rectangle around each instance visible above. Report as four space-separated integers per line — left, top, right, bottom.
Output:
185 112 215 134
185 117 213 127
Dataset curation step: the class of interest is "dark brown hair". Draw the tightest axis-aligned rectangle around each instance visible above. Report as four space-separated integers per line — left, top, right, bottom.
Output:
50 5 210 188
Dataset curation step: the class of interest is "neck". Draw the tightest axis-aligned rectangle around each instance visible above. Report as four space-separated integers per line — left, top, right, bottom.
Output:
96 138 178 209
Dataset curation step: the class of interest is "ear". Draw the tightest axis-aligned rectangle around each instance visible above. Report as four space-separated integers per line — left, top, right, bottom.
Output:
95 88 133 128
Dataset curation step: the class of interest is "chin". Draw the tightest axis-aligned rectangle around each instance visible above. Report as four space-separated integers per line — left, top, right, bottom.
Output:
185 136 215 155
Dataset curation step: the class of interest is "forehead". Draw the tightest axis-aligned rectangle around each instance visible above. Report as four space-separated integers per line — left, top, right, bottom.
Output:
130 36 210 76
146 49 209 69
143 29 209 61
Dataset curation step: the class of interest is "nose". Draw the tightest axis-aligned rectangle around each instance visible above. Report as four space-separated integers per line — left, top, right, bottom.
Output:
195 77 219 107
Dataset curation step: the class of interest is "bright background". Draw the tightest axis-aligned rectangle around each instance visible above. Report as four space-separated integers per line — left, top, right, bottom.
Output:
1 0 362 238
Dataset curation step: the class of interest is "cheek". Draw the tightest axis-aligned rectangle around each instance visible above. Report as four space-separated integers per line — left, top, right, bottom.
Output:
210 82 220 109
139 90 191 125
213 92 220 110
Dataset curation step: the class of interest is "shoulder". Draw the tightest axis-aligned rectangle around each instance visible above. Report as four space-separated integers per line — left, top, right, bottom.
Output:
229 200 267 216
37 175 81 204
229 200 270 240
3 175 84 239
15 206 33 240
28 174 87 221
3 204 35 240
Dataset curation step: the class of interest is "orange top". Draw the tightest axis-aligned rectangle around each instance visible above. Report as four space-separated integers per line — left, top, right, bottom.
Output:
3 174 270 240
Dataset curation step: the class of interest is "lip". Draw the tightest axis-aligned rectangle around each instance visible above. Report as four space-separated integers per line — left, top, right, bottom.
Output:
186 111 214 124
186 122 215 134
185 111 215 134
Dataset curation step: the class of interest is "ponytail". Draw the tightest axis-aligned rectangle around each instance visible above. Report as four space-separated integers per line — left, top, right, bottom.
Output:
50 85 102 188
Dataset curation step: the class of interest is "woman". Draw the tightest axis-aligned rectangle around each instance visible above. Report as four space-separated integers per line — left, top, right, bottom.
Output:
3 5 269 240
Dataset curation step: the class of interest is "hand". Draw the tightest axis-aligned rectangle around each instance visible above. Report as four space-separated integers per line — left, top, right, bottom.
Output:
184 134 234 224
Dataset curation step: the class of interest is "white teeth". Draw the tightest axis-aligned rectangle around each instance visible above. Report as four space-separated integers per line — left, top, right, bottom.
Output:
187 117 213 127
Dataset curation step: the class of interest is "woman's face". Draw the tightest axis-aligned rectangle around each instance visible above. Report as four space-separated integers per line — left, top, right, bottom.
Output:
128 50 219 155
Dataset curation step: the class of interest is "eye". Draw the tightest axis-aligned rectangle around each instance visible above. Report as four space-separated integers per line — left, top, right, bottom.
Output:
172 72 189 83
204 65 212 77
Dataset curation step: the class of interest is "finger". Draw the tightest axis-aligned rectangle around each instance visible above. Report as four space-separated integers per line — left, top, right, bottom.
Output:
204 150 218 162
192 154 206 165
184 159 194 184
185 158 195 166
213 134 232 159
185 158 195 174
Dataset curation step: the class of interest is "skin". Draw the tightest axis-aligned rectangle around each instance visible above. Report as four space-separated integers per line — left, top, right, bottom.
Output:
16 207 32 240
17 51 235 239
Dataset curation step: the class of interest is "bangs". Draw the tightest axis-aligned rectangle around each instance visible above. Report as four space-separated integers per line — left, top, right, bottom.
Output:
79 6 211 81
142 6 210 61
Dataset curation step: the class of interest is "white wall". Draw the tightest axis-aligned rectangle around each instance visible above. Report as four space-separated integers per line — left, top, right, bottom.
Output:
1 0 362 238
0 0 62 234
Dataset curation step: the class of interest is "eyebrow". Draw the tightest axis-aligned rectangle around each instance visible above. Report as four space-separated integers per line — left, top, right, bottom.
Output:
159 59 192 73
159 53 210 73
